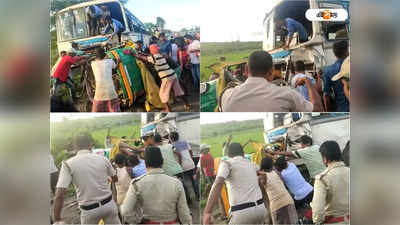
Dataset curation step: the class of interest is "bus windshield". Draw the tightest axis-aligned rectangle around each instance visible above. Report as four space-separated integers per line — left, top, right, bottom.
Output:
56 8 89 42
56 2 126 42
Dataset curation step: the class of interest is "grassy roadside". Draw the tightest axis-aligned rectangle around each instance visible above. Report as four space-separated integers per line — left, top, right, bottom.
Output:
200 42 262 82
201 127 265 158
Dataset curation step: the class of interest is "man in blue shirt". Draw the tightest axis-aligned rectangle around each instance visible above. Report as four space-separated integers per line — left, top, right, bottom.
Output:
158 33 172 57
323 41 350 112
276 18 309 48
87 5 104 36
104 16 125 43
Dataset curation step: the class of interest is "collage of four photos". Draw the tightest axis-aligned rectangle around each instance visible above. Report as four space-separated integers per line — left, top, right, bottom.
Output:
50 0 350 224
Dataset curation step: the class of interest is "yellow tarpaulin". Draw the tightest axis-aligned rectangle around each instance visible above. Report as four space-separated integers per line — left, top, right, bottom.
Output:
135 59 165 111
250 141 265 166
214 158 230 218
109 138 121 160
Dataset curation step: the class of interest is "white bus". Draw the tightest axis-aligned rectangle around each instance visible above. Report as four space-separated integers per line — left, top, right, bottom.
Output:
141 113 200 149
264 113 350 153
262 0 350 82
55 0 151 53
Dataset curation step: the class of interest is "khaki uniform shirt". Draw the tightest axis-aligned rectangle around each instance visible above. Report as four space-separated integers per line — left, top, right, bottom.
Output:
56 150 116 206
217 156 263 206
221 77 313 112
264 170 294 212
311 162 350 224
120 168 192 224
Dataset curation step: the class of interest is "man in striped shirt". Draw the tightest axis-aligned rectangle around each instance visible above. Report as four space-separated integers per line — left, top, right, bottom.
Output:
137 44 189 112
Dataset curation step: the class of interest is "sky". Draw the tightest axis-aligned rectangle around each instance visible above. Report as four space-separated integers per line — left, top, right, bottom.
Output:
201 0 277 42
126 0 201 31
200 112 266 124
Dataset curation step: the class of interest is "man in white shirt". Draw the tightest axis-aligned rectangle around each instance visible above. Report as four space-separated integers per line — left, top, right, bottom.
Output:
185 34 200 89
91 48 120 112
52 134 120 225
220 50 323 112
50 154 59 195
171 39 178 63
203 143 267 224
291 60 316 101
169 131 200 201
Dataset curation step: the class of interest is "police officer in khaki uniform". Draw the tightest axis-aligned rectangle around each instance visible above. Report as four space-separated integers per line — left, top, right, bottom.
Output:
203 143 267 225
219 51 323 112
121 146 192 224
53 134 121 225
311 141 350 224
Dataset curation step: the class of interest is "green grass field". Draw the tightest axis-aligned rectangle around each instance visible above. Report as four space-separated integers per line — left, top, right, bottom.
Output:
200 41 262 82
91 124 141 145
50 115 141 168
201 127 265 158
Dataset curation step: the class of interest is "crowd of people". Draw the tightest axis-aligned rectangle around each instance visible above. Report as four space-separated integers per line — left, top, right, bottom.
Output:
201 136 350 225
51 30 200 113
51 131 201 225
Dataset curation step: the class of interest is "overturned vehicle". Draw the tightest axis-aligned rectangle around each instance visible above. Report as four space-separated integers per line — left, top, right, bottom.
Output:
51 0 174 112
200 0 350 112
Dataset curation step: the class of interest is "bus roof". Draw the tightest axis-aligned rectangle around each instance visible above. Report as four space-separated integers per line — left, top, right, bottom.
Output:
57 0 121 14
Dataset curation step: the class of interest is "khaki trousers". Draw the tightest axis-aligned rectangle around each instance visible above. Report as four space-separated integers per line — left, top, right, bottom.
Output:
229 204 267 225
80 200 121 225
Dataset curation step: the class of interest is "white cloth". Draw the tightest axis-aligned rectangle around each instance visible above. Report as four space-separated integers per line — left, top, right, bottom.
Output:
221 76 313 112
50 154 58 174
173 141 195 172
91 59 118 101
116 167 132 205
291 73 316 101
56 150 116 205
188 40 200 64
280 162 313 200
171 43 178 62
217 156 263 206
191 146 201 158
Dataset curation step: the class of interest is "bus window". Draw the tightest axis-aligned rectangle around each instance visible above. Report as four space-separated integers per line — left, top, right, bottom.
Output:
273 1 312 48
56 2 125 42
56 8 88 41
318 2 349 41
323 22 348 40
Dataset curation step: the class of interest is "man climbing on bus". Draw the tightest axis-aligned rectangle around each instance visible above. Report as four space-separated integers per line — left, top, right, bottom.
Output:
276 17 309 49
87 5 104 36
104 16 125 43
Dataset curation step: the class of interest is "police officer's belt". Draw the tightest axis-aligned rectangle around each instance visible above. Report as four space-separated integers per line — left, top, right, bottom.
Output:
80 195 113 210
230 198 264 212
